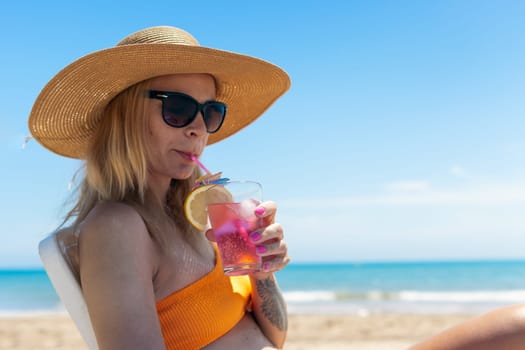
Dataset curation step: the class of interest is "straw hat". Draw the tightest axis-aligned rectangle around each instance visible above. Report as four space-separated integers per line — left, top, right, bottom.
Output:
28 26 291 159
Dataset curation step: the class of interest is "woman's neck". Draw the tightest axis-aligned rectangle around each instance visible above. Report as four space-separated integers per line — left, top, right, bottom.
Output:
146 173 172 207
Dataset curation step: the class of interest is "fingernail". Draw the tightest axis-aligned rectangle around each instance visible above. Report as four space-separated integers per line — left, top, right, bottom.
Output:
256 245 267 254
255 207 265 216
250 232 261 242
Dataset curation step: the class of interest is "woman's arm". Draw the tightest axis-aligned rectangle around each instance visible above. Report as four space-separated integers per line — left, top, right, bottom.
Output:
249 201 290 348
249 273 288 348
205 200 290 348
409 304 525 350
79 202 165 350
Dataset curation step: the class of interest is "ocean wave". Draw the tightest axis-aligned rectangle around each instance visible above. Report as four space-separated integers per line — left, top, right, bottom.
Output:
283 289 525 304
282 291 336 302
398 290 525 303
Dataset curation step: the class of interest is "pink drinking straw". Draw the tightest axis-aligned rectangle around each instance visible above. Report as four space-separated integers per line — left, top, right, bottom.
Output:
190 155 212 175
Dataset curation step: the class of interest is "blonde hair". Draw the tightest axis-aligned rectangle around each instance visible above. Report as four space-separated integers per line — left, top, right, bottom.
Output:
65 79 200 247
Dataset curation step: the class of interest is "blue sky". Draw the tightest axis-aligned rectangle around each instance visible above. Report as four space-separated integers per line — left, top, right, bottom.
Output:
1 0 525 267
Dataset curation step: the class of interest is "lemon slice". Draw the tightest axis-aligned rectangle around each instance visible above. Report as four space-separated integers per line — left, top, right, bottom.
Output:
184 184 233 231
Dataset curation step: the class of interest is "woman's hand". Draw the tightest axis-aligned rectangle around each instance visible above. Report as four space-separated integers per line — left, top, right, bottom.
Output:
205 200 290 274
250 201 290 274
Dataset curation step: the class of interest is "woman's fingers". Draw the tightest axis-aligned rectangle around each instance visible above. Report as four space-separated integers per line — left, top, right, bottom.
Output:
260 253 291 273
254 201 277 226
255 238 287 257
250 223 283 244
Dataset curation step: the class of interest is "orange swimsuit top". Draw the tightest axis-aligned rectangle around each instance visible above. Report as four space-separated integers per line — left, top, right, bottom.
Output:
156 248 252 349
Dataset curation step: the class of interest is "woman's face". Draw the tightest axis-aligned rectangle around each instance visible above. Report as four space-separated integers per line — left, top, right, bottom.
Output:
145 73 215 184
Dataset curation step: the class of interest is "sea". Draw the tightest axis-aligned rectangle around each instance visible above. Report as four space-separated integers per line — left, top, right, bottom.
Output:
1 260 525 315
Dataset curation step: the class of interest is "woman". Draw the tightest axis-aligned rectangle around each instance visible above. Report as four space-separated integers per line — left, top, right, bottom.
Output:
29 26 291 349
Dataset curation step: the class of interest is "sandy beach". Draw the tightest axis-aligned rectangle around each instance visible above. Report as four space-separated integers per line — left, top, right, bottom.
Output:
0 312 473 350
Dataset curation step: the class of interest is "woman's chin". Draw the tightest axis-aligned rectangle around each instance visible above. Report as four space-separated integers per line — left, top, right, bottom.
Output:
170 169 195 181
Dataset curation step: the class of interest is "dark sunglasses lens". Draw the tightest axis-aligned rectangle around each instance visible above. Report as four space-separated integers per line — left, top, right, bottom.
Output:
163 95 196 127
203 103 226 133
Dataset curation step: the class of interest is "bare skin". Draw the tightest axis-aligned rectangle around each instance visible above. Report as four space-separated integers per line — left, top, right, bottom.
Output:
79 74 289 350
409 304 525 350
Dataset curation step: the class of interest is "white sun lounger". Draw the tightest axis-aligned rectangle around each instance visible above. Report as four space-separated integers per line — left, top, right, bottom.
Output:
39 229 98 350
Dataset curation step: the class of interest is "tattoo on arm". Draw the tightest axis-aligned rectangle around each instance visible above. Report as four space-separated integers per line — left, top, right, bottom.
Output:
255 278 288 331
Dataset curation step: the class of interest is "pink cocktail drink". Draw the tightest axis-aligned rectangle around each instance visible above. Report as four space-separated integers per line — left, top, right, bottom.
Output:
208 199 261 276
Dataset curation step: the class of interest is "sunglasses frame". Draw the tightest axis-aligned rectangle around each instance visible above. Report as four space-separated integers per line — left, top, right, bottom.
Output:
148 90 227 133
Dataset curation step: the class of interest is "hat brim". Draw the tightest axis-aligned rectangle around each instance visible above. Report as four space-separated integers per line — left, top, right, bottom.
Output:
28 44 290 159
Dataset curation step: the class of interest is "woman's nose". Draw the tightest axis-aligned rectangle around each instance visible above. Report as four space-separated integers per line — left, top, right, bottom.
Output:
185 112 207 137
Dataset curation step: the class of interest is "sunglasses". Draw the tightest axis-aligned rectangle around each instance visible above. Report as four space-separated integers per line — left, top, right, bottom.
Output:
148 90 227 133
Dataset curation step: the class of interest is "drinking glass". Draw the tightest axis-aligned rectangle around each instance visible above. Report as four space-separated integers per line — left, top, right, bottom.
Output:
207 181 263 276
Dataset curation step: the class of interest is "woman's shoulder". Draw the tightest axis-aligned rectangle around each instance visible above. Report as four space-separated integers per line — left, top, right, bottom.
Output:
77 201 161 332
86 200 142 220
78 201 156 260
81 201 145 233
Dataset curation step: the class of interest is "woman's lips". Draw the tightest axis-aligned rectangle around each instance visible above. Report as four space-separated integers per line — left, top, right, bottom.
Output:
175 150 196 161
